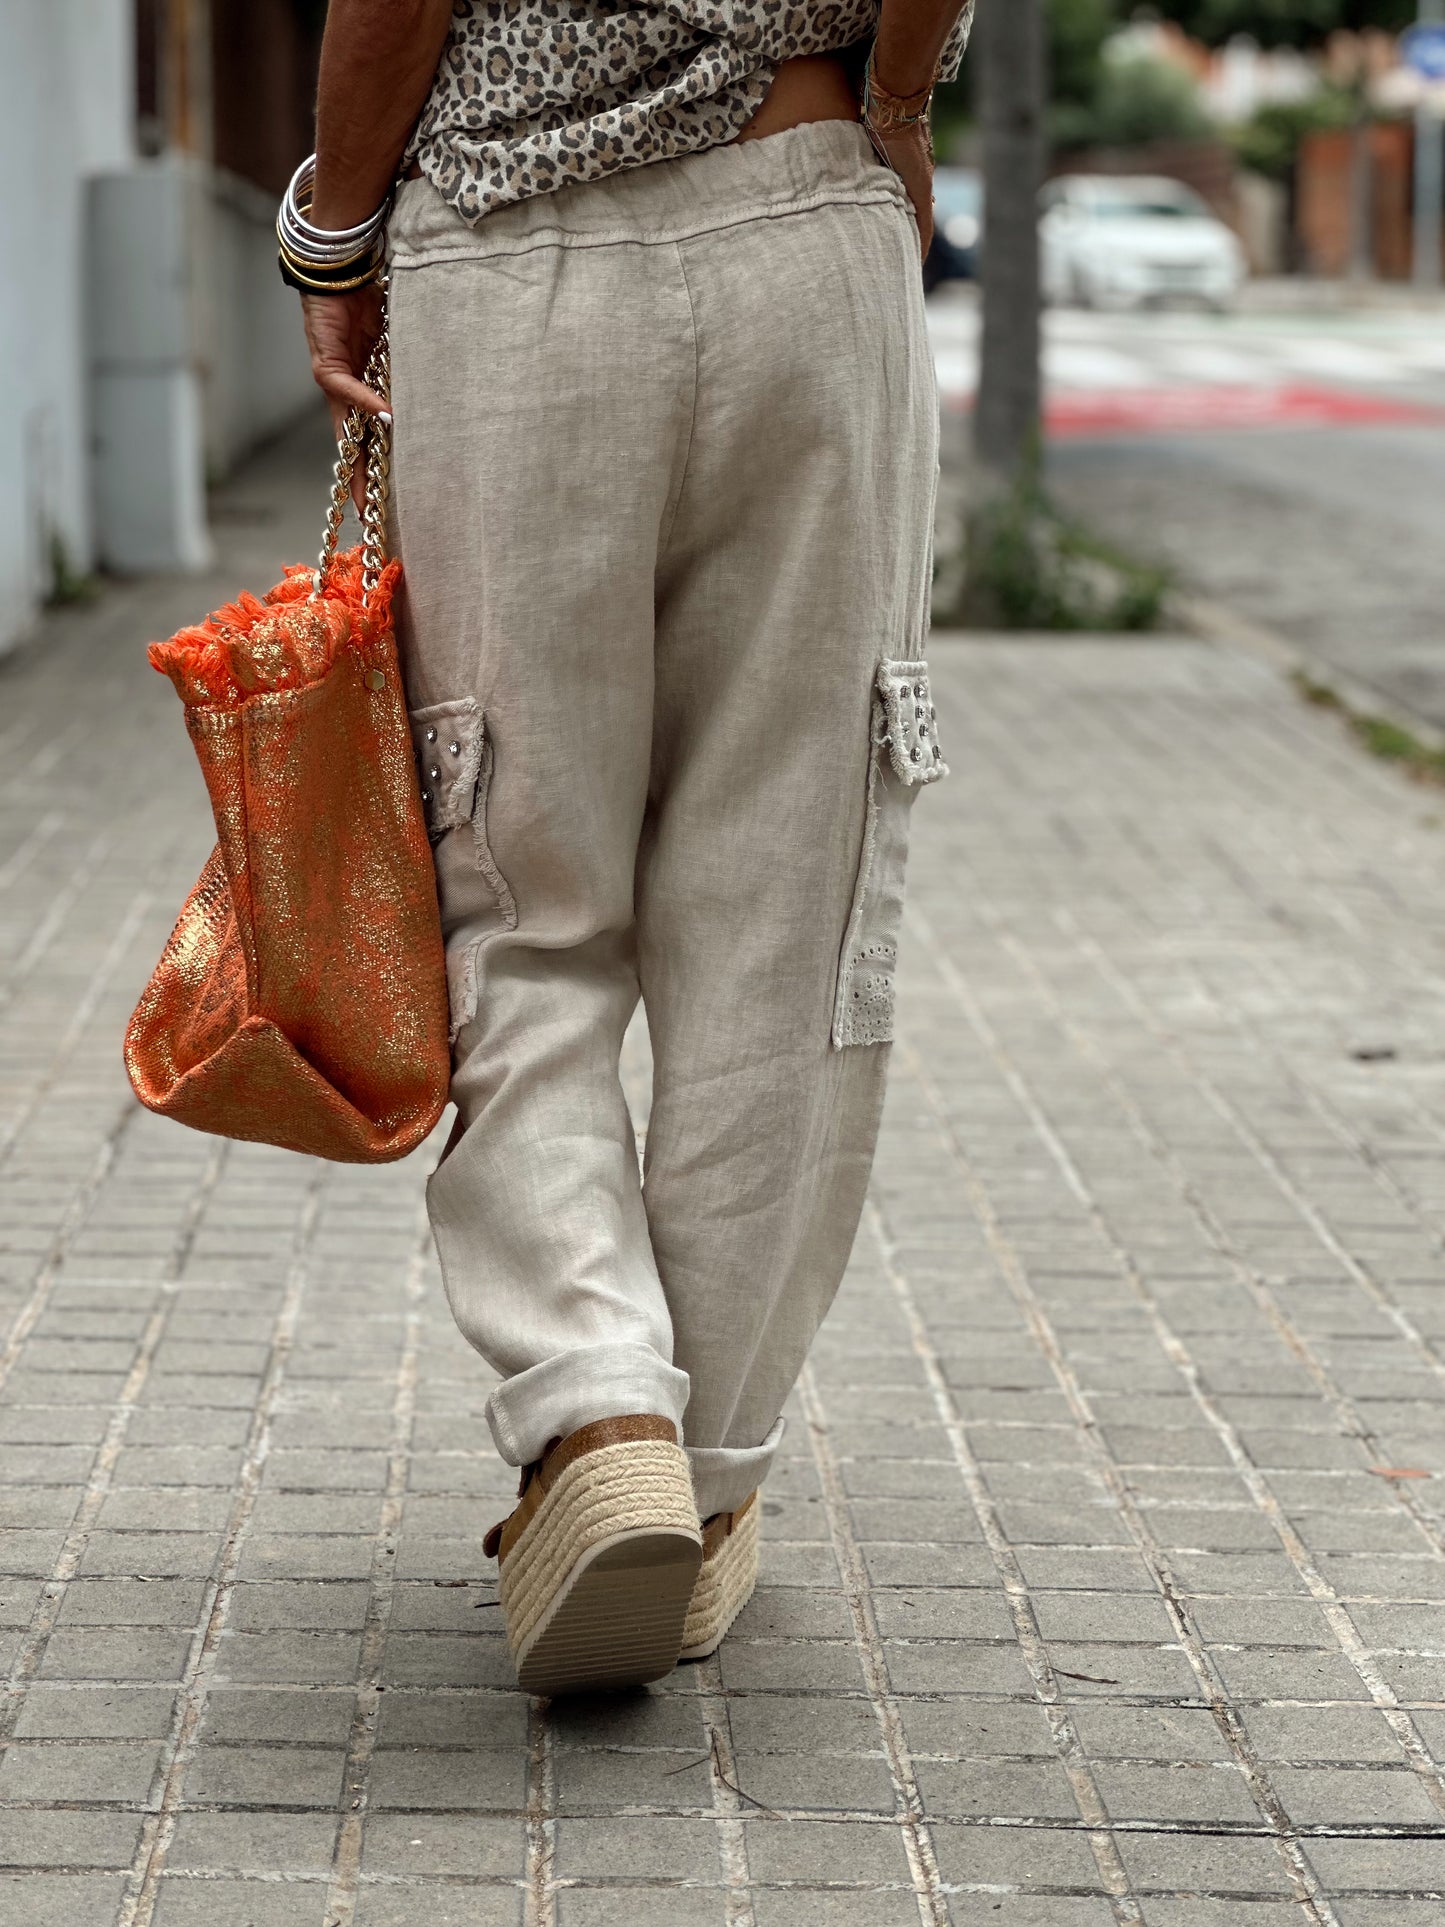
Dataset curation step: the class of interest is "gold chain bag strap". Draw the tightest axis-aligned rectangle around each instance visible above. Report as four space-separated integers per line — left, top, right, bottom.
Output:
124 323 452 1163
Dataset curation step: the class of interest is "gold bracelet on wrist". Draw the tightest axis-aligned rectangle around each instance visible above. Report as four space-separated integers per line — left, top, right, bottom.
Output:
861 46 936 154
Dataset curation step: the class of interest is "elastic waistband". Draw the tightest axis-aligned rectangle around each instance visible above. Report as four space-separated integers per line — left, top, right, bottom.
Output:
388 120 908 265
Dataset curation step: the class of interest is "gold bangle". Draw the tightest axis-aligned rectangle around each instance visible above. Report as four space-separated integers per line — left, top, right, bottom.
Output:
278 251 385 295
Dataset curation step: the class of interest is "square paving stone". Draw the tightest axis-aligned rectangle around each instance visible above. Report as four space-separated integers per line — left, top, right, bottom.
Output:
236 1536 379 1582
78 1533 222 1578
353 1886 521 1927
0 1874 130 1927
1305 1834 1445 1889
56 1579 206 1627
0 1810 143 1868
387 1582 499 1633
1334 1906 1445 1927
555 1817 720 1882
943 1902 1116 1925
200 1688 355 1745
367 1747 526 1812
1270 1763 1444 1827
742 1816 913 1885
187 1745 345 1807
1030 1594 1178 1645
731 1588 852 1642
152 1878 331 1926
553 1745 709 1812
913 1759 1081 1820
13 1685 177 1739
872 1591 1017 1641
884 1641 1035 1698
555 1892 728 1926
1 1530 70 1576
1065 1704 1231 1763
929 1821 1105 1892
1114 1829 1296 1894
379 1633 515 1690
1048 1644 1201 1699
718 1640 868 1693
545 1692 705 1753
0 1738 162 1802
750 1890 920 1927
361 1813 523 1877
1240 1702 1408 1765
730 1751 897 1814
1207 1649 1373 1702
39 1627 191 1681
724 1694 882 1756
227 1583 371 1632
862 1544 1000 1588
1090 1760 1260 1824
900 1699 1057 1761
166 1811 338 1874
214 1631 362 1686
1141 1902 1305 1927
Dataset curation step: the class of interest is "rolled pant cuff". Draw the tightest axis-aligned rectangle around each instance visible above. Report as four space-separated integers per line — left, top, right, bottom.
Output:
485 1342 690 1468
687 1418 786 1520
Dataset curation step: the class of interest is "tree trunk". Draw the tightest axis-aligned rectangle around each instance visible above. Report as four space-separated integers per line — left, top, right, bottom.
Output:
973 0 1045 488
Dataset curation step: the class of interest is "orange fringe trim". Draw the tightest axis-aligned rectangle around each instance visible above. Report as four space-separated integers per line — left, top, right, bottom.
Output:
148 547 403 708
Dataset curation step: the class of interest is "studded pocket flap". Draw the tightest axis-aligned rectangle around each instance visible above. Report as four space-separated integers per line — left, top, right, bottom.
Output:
877 660 947 786
409 699 484 839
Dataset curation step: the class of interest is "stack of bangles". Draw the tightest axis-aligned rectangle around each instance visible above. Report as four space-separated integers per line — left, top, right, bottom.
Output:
277 153 389 295
859 47 937 167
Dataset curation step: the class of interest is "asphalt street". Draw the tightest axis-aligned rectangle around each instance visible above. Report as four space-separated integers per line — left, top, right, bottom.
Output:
928 290 1445 726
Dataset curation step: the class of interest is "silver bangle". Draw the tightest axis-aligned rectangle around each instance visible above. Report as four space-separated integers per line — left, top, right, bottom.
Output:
278 154 390 268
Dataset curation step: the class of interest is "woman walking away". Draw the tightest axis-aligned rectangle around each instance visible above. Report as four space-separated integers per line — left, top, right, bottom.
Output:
284 0 973 1696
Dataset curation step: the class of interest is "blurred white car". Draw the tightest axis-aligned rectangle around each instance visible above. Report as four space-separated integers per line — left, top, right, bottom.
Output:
1040 175 1246 311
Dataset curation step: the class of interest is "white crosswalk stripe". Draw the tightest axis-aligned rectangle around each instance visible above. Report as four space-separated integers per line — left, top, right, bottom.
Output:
928 293 1445 410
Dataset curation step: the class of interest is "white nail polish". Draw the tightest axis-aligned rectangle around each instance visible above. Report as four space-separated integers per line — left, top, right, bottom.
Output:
379 411 393 426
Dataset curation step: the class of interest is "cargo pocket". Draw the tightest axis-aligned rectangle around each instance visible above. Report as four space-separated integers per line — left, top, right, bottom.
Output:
832 659 948 1048
409 697 517 1038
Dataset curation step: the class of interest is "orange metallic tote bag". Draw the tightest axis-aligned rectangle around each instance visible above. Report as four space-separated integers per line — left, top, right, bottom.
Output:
124 334 451 1163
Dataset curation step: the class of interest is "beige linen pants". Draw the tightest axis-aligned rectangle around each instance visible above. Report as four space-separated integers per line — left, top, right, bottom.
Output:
387 120 946 1519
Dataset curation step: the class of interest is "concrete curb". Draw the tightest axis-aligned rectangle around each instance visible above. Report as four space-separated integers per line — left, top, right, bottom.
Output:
1171 590 1445 754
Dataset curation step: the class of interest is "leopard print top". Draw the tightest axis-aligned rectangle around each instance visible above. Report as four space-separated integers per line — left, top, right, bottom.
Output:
405 0 975 225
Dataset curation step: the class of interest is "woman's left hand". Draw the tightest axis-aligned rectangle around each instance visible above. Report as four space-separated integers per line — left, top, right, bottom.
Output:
301 285 389 510
869 121 935 255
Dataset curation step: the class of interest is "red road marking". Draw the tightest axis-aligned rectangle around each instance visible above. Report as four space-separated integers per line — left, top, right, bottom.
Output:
1044 383 1445 435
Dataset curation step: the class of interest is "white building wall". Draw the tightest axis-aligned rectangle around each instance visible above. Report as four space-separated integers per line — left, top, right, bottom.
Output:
2 3 319 655
0 0 135 652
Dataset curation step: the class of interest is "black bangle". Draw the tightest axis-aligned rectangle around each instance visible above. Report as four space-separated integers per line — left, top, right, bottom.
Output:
278 248 384 296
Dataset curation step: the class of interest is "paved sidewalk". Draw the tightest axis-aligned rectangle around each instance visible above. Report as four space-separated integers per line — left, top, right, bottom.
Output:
3 416 1445 1927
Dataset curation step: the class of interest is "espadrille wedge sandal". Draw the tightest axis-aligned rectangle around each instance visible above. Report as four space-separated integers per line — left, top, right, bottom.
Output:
679 1489 760 1662
483 1415 702 1696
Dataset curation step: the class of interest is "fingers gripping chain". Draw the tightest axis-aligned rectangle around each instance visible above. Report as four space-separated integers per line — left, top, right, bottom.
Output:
313 328 392 610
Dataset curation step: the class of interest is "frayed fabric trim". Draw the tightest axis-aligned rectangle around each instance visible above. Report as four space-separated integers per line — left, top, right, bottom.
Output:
148 547 402 708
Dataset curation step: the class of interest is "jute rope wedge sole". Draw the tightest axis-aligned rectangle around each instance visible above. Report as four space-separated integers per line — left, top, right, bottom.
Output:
680 1488 760 1662
484 1416 702 1696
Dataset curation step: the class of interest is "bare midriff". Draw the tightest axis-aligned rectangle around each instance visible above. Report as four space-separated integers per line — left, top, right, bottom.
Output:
733 52 860 143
